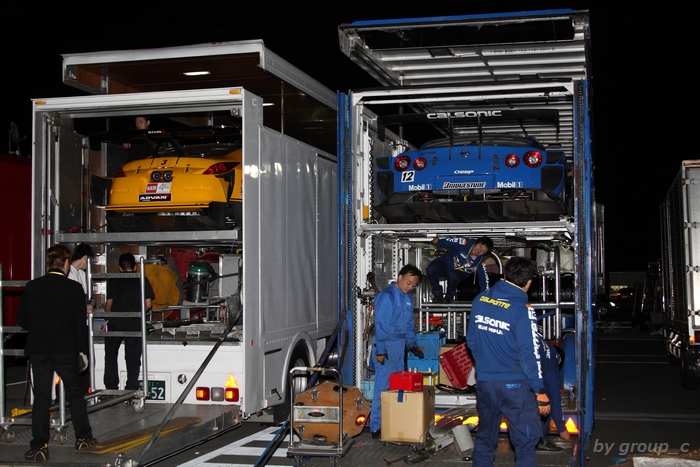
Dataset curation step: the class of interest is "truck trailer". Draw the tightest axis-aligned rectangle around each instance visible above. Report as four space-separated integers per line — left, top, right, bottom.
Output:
0 41 339 466
336 9 599 465
661 160 700 390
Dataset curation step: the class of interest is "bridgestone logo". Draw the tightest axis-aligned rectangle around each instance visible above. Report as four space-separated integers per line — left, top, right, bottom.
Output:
139 194 172 202
442 182 486 189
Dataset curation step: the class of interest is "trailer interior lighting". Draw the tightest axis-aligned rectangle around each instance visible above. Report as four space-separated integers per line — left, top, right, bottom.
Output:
355 414 367 425
196 387 210 401
500 419 508 430
183 71 211 76
565 417 579 434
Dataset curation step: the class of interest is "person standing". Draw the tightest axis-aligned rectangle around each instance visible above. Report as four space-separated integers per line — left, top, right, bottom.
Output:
369 264 425 439
67 243 96 394
466 256 550 467
18 245 97 462
537 335 569 451
104 253 154 392
426 236 492 303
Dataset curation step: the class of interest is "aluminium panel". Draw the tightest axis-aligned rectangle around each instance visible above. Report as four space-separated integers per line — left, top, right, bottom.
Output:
685 165 700 330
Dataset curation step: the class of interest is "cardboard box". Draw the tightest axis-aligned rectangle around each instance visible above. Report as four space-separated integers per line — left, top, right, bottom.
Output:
438 344 457 386
381 387 435 443
389 371 423 392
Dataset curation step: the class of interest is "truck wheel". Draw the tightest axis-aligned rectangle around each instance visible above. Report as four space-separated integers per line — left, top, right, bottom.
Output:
681 351 700 391
596 305 609 319
273 344 310 423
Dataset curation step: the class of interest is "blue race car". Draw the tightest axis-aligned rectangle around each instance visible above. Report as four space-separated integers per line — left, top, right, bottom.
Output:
373 133 570 223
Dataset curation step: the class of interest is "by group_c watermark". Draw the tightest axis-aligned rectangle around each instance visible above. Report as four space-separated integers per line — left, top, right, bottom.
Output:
592 439 693 456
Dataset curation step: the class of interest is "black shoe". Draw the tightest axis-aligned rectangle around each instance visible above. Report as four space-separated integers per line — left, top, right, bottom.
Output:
371 430 381 440
75 437 98 451
432 296 444 304
25 443 49 462
537 438 563 452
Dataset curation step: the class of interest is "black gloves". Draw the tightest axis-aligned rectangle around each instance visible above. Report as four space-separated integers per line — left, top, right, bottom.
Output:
410 346 424 359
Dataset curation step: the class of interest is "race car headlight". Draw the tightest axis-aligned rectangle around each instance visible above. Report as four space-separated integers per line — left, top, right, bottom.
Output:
394 155 411 172
504 154 520 168
413 157 427 170
523 151 543 168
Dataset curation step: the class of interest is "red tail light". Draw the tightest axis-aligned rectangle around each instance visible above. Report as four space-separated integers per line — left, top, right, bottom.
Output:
196 387 210 401
114 169 126 178
203 163 236 175
225 387 239 402
523 151 543 168
394 155 411 172
413 157 428 170
504 154 520 168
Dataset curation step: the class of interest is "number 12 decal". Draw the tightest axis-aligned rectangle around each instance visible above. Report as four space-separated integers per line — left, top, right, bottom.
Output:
401 171 415 183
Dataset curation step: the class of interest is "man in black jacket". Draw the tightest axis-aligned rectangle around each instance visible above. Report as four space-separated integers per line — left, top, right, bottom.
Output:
18 244 97 462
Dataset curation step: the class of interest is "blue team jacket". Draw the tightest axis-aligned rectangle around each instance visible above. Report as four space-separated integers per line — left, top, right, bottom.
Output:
466 279 544 393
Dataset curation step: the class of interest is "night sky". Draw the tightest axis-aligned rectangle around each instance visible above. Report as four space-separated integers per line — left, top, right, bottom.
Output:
0 2 688 275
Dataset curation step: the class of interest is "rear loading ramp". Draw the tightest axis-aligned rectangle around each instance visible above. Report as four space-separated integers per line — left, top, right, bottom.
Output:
1 402 238 466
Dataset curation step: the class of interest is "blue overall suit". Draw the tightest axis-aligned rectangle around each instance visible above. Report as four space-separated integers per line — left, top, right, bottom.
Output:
538 336 566 438
427 237 489 301
466 279 544 467
369 282 418 433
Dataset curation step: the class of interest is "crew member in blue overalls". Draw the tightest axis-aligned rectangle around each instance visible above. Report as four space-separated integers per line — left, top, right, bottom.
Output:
537 335 569 451
369 264 425 440
466 256 550 467
427 236 493 303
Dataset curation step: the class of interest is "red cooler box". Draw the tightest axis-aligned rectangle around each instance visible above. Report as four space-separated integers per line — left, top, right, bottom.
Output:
389 371 423 392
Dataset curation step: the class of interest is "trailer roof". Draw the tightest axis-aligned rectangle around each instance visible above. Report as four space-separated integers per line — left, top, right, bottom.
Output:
61 40 337 153
339 10 590 158
338 10 590 87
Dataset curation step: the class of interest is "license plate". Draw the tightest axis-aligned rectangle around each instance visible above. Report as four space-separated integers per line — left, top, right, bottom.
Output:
138 380 166 400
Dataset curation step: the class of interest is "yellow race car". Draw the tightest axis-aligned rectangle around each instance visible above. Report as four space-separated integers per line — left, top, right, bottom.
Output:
90 127 243 232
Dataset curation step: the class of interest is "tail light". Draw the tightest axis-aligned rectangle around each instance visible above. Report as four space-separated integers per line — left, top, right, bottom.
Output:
203 162 237 175
394 155 411 172
504 154 520 168
114 169 126 178
413 157 427 170
225 387 239 402
196 375 240 402
224 374 240 402
523 151 543 168
196 387 210 401
151 171 162 182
